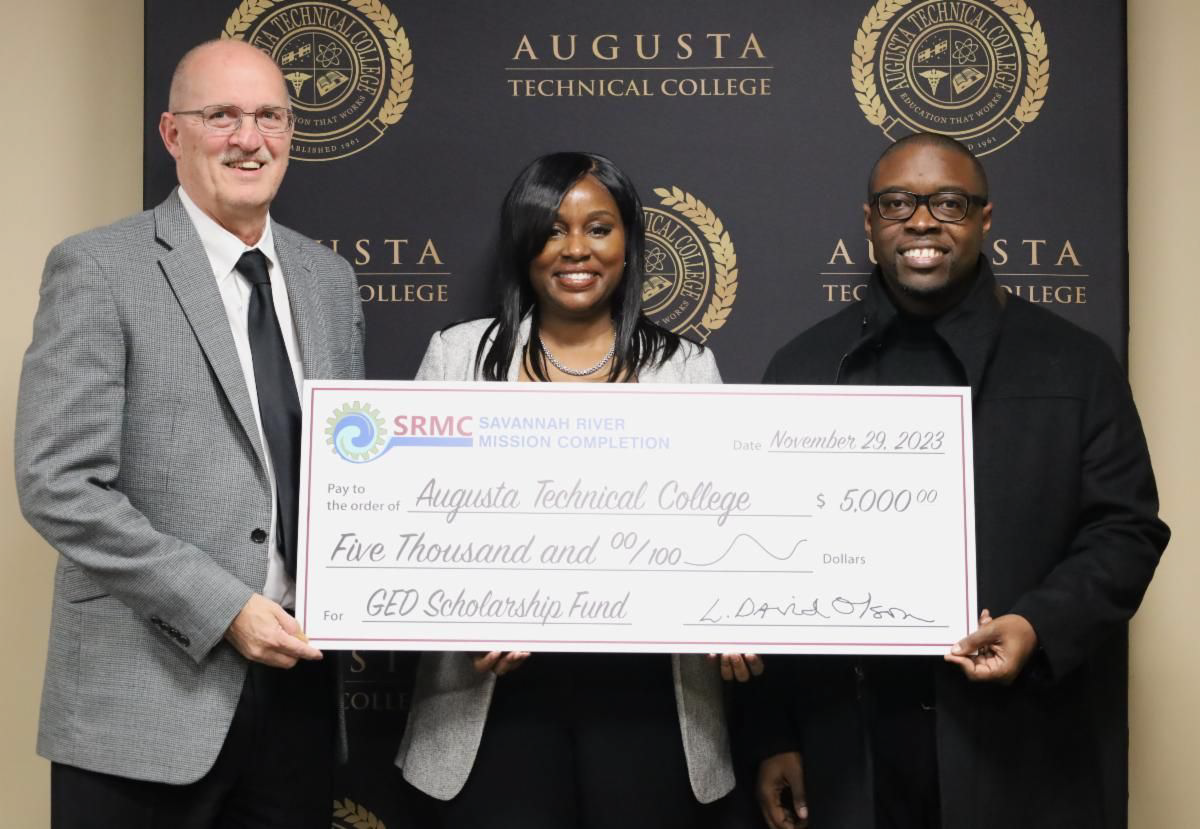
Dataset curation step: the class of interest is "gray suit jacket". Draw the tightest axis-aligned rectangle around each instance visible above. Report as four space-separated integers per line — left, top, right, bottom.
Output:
15 190 364 784
395 317 735 803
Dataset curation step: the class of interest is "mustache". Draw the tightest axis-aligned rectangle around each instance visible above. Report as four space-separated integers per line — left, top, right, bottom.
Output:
219 148 274 165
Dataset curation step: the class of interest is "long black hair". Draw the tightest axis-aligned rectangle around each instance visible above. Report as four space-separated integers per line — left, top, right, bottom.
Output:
475 151 691 381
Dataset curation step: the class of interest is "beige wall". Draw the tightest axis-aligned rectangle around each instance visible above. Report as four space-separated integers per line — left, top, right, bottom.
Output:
1127 0 1200 826
1 1 144 824
1 1 1195 825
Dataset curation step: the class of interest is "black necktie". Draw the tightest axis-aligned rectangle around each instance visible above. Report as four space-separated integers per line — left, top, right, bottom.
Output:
236 249 301 580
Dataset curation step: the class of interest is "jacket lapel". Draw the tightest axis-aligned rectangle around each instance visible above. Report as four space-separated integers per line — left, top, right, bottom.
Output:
849 257 1004 394
274 225 331 381
934 258 1004 394
154 191 266 465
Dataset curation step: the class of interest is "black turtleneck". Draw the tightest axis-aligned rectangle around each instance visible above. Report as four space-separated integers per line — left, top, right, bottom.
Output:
876 310 965 388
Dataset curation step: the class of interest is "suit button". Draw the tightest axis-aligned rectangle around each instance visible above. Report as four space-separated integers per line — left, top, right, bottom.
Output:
179 635 191 647
251 528 268 544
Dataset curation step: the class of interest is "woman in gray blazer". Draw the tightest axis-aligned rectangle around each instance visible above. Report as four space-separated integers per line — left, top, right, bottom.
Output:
396 152 752 828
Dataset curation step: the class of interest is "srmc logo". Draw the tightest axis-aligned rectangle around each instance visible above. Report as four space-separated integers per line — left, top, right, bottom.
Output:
326 403 472 463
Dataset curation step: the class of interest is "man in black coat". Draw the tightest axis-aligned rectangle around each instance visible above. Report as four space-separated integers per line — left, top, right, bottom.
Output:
753 133 1168 829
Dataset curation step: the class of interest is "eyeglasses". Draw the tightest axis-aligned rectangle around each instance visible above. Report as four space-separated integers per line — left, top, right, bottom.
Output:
870 190 988 223
171 104 295 135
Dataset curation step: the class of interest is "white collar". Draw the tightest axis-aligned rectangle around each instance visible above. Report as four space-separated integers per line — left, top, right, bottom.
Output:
177 186 278 283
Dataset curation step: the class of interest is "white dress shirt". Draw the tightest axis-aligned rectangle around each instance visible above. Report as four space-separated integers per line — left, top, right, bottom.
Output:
178 186 303 608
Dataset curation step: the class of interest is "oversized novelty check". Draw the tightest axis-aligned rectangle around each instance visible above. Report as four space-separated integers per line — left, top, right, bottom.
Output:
296 381 977 655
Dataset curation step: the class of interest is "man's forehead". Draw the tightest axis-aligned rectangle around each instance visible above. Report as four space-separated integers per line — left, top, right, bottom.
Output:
871 145 983 192
175 44 287 102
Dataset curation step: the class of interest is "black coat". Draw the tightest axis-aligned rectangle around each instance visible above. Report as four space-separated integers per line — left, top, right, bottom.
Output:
755 260 1169 829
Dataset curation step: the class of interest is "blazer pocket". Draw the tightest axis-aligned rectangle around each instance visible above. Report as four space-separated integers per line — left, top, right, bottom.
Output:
59 565 110 603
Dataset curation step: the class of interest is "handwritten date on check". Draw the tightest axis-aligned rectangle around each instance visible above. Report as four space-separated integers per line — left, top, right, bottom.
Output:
297 382 977 655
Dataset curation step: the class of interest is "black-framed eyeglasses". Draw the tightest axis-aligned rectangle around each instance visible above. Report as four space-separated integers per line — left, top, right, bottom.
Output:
171 104 295 135
870 190 988 223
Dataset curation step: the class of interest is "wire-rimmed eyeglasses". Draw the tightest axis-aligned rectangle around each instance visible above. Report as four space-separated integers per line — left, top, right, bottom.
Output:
171 104 295 135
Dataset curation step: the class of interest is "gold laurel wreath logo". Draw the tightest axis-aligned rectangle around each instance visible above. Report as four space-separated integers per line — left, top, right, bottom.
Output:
347 0 413 124
994 0 1049 123
222 0 275 37
851 0 912 127
652 187 738 332
850 0 1049 130
332 797 386 829
221 0 413 127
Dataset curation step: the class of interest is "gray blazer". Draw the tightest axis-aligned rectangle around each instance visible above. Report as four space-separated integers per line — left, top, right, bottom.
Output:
15 190 364 784
395 317 734 803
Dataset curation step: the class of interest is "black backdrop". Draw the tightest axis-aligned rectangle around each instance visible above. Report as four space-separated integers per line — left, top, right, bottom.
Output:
144 2 1127 825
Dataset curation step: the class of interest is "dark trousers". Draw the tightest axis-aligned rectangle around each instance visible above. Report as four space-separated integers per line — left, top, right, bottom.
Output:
417 653 716 829
867 659 942 829
51 658 336 829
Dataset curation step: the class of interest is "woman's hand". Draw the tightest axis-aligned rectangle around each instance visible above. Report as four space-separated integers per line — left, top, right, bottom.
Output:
708 652 765 682
472 651 531 676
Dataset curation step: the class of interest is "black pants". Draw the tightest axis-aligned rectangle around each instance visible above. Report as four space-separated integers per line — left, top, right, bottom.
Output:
51 658 337 829
419 653 715 829
867 658 941 829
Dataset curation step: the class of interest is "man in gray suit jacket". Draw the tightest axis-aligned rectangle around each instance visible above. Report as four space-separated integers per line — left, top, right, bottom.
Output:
15 39 363 828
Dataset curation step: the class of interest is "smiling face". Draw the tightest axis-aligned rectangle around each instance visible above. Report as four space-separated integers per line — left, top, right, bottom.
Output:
528 174 627 324
865 142 992 317
159 41 292 244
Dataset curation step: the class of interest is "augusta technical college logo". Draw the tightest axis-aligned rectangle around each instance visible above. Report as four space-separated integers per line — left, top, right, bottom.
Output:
326 402 472 463
641 187 737 343
223 0 413 161
333 798 384 829
851 0 1049 155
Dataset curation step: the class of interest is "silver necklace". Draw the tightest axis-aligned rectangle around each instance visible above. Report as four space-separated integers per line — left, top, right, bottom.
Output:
538 335 615 377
